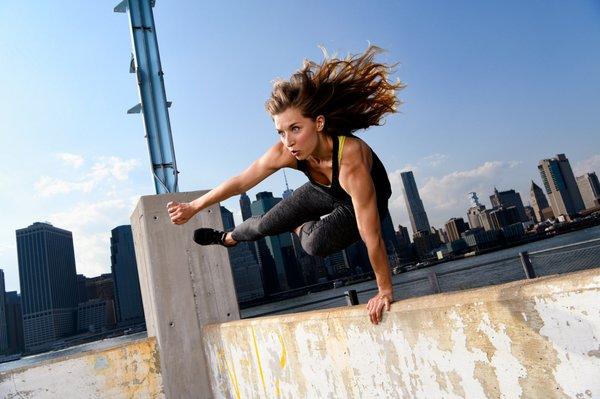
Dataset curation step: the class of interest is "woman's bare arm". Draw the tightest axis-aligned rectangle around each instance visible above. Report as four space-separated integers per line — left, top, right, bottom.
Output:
168 142 295 224
339 140 393 325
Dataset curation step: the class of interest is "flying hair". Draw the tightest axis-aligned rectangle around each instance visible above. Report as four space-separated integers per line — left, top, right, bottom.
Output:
265 45 405 135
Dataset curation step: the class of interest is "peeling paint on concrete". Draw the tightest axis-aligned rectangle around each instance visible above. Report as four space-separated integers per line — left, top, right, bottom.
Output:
203 269 600 398
0 337 164 398
535 289 600 398
477 313 527 398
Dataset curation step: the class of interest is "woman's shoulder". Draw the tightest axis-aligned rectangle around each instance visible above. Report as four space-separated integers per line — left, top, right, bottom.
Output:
340 136 372 166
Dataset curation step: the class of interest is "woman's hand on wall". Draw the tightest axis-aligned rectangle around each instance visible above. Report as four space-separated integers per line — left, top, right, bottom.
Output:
366 290 393 325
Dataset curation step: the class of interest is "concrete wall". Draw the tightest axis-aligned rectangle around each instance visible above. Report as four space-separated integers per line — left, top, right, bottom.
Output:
203 268 600 398
0 337 163 398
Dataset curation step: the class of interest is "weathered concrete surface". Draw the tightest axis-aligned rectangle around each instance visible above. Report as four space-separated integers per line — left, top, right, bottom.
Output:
131 192 240 399
203 268 600 398
0 336 163 398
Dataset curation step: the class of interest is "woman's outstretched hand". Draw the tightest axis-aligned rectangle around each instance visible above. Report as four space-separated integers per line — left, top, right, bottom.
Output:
366 289 393 325
167 201 196 225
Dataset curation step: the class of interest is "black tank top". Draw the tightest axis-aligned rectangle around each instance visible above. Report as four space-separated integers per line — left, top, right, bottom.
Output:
296 135 391 210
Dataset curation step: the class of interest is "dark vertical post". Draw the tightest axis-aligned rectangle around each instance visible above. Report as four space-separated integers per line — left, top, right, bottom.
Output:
345 290 359 306
519 251 536 279
428 271 441 293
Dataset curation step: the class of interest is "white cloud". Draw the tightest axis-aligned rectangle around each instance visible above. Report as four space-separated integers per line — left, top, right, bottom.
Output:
49 199 133 277
423 153 448 167
574 154 600 176
0 242 15 256
30 155 144 277
35 156 140 197
55 152 84 169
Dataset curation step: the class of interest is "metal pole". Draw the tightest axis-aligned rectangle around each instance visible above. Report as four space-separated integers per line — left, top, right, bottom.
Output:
519 251 536 279
115 0 179 194
345 290 359 306
428 271 441 293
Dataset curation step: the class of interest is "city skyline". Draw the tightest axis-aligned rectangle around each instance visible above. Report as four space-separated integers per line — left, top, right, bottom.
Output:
1 1 600 292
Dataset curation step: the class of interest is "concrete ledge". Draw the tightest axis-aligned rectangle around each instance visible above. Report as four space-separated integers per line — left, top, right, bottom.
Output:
0 336 164 398
203 268 600 398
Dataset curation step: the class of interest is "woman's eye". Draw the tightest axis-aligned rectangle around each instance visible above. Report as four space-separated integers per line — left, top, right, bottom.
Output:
292 126 300 132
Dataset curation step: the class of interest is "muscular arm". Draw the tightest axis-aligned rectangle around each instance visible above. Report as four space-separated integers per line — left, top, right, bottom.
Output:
168 142 295 224
339 140 393 324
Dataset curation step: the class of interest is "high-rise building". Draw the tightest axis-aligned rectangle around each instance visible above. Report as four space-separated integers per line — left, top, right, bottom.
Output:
576 172 600 210
220 206 265 302
530 181 551 222
445 218 469 242
395 225 411 247
488 206 520 230
467 192 486 229
343 241 371 275
5 291 24 354
381 212 401 262
110 225 145 327
282 170 294 199
490 188 527 222
0 270 8 354
251 192 301 291
220 206 235 231
393 225 413 263
412 230 441 260
431 226 448 244
324 251 350 277
77 299 116 333
85 273 115 302
478 209 495 231
401 171 431 235
524 206 537 223
16 222 78 351
239 192 253 222
538 154 585 218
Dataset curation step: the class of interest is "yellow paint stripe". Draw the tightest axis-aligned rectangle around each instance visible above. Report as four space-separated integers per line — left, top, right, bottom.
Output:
219 349 241 399
251 327 268 397
277 332 287 369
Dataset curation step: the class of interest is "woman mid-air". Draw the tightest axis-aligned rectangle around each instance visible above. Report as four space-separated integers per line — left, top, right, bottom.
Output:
168 46 404 324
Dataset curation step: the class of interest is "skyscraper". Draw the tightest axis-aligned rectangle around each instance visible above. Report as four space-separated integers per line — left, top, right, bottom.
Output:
0 270 8 354
220 206 235 231
445 218 469 242
110 225 145 327
239 192 253 222
576 172 600 210
530 181 551 222
16 222 78 351
282 170 294 199
395 225 411 247
538 154 585 218
251 192 301 291
466 192 486 229
220 206 264 302
489 188 527 222
401 171 431 235
5 291 24 354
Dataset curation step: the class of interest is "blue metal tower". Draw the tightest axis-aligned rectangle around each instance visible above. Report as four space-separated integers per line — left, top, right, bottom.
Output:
115 0 179 194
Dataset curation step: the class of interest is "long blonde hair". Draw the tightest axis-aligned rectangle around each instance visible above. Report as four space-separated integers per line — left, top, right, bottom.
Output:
266 45 405 135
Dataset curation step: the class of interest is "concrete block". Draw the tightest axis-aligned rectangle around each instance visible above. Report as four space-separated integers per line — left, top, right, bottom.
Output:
131 191 239 399
203 267 600 398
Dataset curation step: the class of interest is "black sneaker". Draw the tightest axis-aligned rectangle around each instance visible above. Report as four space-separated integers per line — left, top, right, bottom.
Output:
193 228 234 247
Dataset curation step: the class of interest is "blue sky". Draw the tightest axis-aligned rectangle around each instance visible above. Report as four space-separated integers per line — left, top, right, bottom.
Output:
1 1 599 292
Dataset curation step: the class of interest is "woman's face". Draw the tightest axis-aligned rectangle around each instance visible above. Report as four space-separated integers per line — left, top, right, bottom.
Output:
273 107 324 160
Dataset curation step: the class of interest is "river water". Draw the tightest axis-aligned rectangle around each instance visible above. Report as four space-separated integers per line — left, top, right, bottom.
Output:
242 224 600 318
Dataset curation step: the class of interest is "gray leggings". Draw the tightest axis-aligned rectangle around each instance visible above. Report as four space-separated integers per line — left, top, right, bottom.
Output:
231 183 388 257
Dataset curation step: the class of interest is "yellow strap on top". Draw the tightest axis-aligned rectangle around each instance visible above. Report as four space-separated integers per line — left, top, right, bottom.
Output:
338 135 346 166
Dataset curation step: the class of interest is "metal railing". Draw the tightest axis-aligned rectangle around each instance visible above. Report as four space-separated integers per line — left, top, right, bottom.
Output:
243 237 600 318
